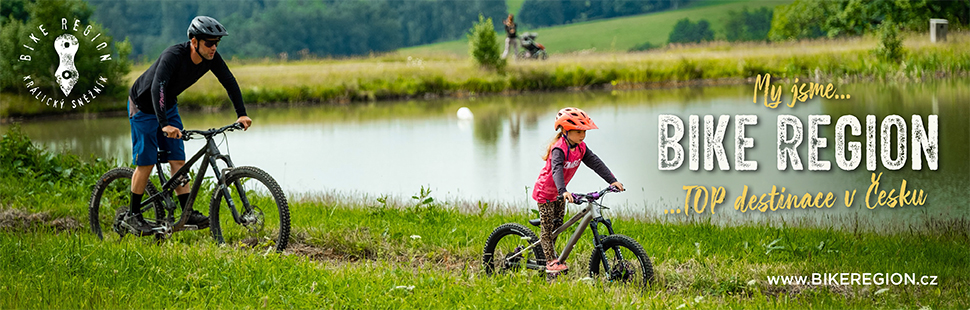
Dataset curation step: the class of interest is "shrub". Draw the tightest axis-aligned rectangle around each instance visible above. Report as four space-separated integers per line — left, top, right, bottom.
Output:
874 20 904 63
668 18 715 44
629 41 660 52
467 14 506 72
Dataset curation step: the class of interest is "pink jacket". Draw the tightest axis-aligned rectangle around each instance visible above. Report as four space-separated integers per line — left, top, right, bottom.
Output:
532 137 586 202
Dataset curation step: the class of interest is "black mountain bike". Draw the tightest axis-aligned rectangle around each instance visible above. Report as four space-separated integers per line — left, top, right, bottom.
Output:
89 123 291 251
482 186 653 286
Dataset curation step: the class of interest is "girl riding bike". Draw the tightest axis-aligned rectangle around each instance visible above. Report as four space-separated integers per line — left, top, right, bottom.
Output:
532 107 624 278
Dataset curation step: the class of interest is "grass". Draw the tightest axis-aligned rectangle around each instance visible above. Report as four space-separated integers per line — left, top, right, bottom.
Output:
401 0 784 55
1 121 969 308
507 0 525 17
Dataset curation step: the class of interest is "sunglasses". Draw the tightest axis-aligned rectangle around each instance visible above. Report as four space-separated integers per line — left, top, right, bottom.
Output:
201 39 220 48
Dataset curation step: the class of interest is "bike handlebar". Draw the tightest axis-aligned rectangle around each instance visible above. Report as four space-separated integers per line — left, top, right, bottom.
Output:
180 123 245 141
569 185 622 204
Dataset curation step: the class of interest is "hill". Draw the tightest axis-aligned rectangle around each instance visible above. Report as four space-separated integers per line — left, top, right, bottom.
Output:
400 0 788 55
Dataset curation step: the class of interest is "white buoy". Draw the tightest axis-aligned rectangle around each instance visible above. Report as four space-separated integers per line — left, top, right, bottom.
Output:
456 107 474 120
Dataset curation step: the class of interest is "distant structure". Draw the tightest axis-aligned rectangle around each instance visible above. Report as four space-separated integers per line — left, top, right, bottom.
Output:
930 19 948 43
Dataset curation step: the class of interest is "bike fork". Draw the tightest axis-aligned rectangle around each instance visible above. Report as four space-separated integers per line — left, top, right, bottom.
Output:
590 218 613 275
210 155 253 225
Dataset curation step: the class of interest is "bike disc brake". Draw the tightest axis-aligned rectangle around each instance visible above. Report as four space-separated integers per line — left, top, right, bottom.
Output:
503 245 525 269
611 261 636 281
242 205 265 234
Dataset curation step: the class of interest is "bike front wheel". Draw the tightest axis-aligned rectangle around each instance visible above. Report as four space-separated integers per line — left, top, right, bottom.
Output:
89 167 163 240
482 223 545 275
589 234 654 287
209 166 290 252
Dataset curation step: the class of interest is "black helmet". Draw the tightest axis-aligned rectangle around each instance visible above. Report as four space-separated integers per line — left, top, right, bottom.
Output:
187 16 228 39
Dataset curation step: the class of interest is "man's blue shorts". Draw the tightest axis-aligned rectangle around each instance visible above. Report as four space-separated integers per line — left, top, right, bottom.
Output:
129 99 185 166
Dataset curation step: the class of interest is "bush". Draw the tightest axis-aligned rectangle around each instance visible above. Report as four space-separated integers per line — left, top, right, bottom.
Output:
668 18 714 44
467 14 506 72
874 20 904 63
629 41 660 52
724 6 772 42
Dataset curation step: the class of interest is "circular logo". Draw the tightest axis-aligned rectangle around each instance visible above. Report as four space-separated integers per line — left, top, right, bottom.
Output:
16 17 115 109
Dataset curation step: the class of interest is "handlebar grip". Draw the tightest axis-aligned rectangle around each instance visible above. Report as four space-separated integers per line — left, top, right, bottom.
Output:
570 193 586 204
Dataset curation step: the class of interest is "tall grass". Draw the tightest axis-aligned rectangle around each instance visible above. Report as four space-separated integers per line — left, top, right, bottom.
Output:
1 127 968 308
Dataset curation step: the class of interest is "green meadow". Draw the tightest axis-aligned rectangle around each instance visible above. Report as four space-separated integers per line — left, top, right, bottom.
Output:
402 0 784 55
2 120 969 309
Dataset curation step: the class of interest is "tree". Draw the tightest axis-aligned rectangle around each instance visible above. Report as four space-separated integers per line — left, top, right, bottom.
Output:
874 19 903 63
518 0 690 28
468 14 505 72
768 0 970 41
725 6 773 42
668 18 714 44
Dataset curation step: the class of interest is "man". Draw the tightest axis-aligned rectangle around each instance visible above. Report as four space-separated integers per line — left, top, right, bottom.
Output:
126 16 252 235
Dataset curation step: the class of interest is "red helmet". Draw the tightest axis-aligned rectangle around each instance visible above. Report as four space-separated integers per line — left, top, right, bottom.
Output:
554 107 598 131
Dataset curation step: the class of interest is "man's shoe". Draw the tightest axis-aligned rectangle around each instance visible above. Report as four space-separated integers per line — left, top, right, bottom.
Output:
184 209 209 228
124 212 155 236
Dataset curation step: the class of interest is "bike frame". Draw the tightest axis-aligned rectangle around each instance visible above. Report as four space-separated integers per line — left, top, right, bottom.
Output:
134 125 252 231
508 189 623 272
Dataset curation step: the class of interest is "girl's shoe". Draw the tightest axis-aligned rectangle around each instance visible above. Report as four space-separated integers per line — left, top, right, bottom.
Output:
545 259 569 273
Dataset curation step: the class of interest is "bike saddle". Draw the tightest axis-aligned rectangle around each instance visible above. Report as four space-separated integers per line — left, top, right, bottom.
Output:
528 219 541 227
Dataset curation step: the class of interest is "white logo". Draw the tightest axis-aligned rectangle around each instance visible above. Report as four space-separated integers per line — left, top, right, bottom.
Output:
17 17 114 109
54 34 80 96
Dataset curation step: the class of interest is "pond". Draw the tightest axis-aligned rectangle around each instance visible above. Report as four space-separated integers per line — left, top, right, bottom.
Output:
4 78 968 225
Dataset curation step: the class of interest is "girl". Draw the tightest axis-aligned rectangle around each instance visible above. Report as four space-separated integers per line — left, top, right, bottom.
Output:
532 107 624 276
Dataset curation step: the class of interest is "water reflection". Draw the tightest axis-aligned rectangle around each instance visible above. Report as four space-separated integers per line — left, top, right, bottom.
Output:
3 79 967 225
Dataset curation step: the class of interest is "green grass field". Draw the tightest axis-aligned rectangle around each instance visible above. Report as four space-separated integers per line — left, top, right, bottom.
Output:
507 0 525 16
1 121 969 309
401 0 787 55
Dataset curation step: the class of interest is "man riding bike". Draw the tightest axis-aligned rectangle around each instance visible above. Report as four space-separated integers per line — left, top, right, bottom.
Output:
125 16 252 235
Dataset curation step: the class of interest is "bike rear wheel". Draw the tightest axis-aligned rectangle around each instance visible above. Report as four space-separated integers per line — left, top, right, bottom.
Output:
89 167 163 240
589 234 654 287
482 223 545 275
209 166 290 252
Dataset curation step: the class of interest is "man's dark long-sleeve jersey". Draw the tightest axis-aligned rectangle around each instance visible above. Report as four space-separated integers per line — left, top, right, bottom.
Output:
550 145 617 195
129 42 246 127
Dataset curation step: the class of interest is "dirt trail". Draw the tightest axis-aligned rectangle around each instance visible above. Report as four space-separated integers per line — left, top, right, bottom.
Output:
0 208 82 232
